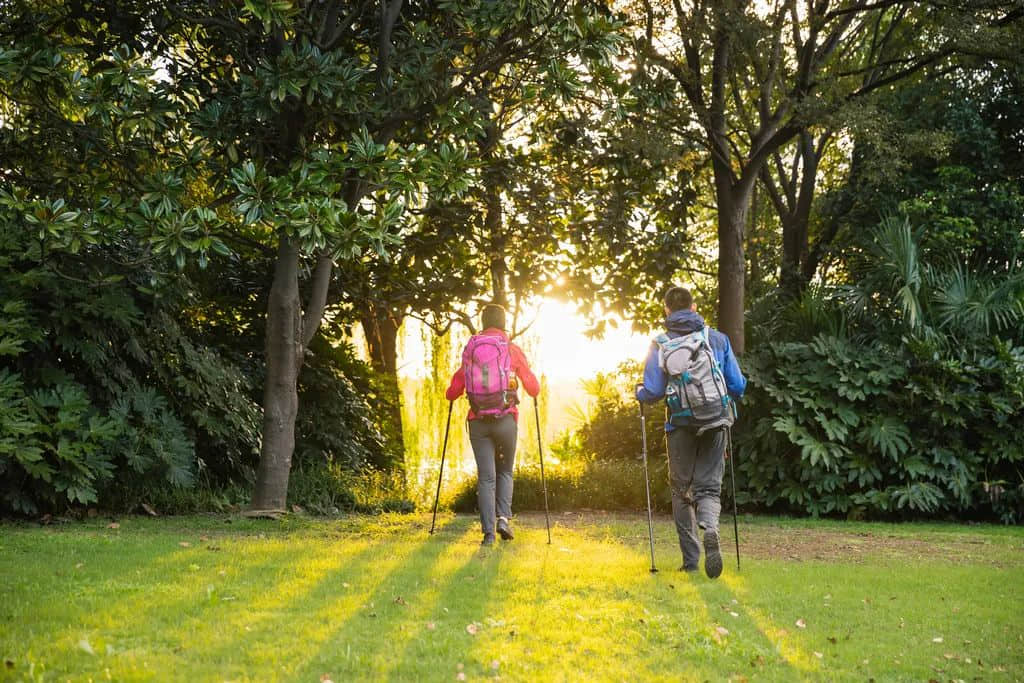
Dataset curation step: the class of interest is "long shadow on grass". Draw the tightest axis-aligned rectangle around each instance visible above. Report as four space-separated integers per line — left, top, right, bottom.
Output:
287 516 492 680
197 515 470 676
550 514 805 680
378 530 507 682
708 570 821 677
47 534 305 651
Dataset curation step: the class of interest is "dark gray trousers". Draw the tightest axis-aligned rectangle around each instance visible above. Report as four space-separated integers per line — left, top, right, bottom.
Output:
468 414 518 535
667 427 726 569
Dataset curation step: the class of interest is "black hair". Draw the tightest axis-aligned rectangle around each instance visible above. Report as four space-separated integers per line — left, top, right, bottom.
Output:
481 303 507 331
664 286 694 312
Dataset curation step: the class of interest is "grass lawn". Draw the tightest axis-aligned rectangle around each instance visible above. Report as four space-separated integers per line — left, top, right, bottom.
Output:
1 512 1022 682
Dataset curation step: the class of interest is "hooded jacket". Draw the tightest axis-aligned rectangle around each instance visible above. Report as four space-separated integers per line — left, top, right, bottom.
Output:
635 309 746 431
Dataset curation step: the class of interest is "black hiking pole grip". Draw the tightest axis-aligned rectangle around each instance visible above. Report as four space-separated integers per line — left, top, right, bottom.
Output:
429 401 454 535
533 397 552 544
726 424 740 571
639 400 658 573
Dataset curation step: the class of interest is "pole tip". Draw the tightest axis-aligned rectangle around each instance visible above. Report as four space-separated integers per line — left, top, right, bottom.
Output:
650 567 659 573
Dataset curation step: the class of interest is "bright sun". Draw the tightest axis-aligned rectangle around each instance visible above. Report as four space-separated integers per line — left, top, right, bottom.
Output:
529 299 651 382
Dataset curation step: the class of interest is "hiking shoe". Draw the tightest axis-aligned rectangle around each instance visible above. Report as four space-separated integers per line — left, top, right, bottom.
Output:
496 516 514 541
481 533 495 547
679 564 699 573
703 529 723 579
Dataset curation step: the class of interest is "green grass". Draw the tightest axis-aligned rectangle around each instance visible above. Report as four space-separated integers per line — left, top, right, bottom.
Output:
1 514 1022 682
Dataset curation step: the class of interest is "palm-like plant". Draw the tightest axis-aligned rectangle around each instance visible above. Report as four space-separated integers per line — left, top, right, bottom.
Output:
930 262 1024 340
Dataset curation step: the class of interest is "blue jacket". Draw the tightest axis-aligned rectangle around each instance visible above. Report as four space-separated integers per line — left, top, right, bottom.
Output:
635 310 746 431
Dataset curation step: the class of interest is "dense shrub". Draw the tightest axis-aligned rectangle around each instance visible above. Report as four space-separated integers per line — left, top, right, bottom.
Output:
0 223 397 515
447 459 678 514
737 332 1024 522
737 217 1024 523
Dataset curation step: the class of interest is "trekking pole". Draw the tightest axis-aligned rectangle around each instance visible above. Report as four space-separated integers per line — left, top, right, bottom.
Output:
726 409 740 570
429 401 454 535
639 399 658 573
533 396 552 544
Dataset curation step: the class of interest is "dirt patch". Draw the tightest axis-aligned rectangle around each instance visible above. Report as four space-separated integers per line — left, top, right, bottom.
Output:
510 511 1024 568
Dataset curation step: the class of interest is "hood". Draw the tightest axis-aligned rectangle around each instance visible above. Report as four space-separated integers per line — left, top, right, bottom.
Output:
665 309 705 336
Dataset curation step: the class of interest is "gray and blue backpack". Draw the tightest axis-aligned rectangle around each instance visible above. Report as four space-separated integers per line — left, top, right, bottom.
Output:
655 327 734 434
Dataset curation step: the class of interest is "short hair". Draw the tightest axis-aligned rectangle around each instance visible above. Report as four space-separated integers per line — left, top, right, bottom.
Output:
664 286 694 312
481 303 507 331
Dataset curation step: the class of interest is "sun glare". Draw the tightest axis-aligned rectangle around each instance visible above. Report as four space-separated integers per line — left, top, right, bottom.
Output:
530 299 651 382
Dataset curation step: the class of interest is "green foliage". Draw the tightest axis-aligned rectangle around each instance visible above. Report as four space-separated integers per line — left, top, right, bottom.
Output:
739 217 1024 522
295 334 399 472
447 459 674 514
571 361 664 463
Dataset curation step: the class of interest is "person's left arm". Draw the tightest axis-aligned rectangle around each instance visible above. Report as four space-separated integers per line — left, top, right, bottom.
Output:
510 344 540 397
718 335 747 400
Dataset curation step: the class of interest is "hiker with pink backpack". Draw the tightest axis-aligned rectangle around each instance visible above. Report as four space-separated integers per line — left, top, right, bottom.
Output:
445 304 540 546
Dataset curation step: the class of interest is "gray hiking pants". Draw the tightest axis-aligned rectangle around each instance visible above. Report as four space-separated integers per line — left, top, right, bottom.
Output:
468 414 518 536
667 427 726 569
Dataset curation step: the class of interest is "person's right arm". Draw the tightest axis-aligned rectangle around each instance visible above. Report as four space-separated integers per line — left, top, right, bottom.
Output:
635 343 666 403
445 366 465 401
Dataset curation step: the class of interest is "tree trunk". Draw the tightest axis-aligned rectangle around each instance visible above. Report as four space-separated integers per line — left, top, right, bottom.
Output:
361 304 405 471
778 132 820 298
716 196 748 355
251 236 303 511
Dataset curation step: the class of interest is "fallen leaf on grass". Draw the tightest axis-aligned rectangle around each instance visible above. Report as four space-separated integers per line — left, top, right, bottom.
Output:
814 652 823 659
140 503 158 516
179 541 191 548
77 639 94 655
828 636 838 644
730 611 739 617
466 622 481 635
75 562 84 569
712 626 729 643
427 622 436 630
199 535 210 542
342 582 350 588
932 637 943 643
320 675 333 683
456 674 466 681
491 660 500 671
5 659 14 669
394 596 407 606
107 522 120 529
796 619 806 628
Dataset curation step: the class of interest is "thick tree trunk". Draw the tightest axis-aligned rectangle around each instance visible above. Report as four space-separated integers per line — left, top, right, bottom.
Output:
717 197 748 355
777 132 820 298
361 304 405 470
251 236 303 511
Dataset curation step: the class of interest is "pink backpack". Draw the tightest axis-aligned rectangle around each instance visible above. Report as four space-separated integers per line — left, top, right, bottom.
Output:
462 334 517 416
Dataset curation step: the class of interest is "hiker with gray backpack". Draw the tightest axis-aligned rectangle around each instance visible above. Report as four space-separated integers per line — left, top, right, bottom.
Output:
445 304 540 546
636 286 746 578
